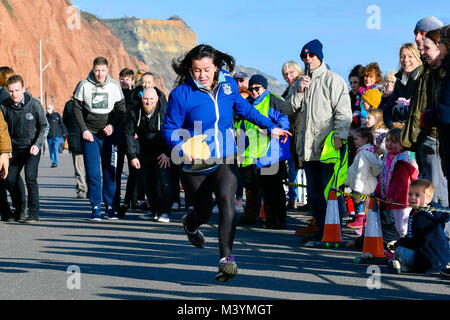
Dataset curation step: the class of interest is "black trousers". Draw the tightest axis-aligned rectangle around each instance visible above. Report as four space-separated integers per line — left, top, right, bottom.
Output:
257 162 286 225
0 176 25 220
6 149 41 219
182 163 238 258
141 155 174 215
114 143 145 208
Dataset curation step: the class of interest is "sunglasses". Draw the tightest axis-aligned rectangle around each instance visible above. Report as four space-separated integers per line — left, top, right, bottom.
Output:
235 78 245 83
301 52 316 60
249 86 262 92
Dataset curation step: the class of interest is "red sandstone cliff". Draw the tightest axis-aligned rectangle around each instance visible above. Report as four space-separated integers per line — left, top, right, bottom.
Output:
0 0 150 112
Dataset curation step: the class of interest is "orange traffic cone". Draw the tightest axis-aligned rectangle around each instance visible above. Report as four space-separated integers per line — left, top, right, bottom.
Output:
259 200 266 221
362 198 385 258
321 189 342 243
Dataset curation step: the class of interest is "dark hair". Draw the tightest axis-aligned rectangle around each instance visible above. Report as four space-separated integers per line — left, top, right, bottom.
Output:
119 68 135 79
349 64 363 80
6 74 24 87
361 62 383 85
141 72 155 79
172 44 235 85
386 127 402 144
93 56 109 67
354 126 374 145
425 29 440 44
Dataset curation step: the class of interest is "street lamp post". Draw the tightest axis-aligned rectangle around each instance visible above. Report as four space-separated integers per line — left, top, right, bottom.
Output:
39 38 51 108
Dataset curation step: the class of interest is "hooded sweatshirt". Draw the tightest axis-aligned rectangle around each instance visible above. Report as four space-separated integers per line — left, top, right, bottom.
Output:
73 71 125 134
0 91 49 151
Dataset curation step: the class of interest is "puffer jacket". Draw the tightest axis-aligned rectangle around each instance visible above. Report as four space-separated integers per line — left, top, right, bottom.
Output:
162 70 277 160
345 144 382 194
283 62 352 162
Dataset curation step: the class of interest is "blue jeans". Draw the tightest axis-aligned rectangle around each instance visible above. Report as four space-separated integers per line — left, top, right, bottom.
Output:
82 133 117 209
303 161 345 237
47 136 61 165
287 158 299 202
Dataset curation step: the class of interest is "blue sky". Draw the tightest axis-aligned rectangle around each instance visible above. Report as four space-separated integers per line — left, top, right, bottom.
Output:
71 0 449 85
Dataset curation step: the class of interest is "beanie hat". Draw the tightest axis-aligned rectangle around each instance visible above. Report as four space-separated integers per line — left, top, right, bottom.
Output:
301 39 324 62
439 24 450 48
414 16 444 33
362 88 382 109
249 74 268 89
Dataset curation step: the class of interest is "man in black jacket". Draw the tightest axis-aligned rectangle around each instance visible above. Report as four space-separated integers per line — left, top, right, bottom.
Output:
124 87 173 222
0 75 49 223
46 104 67 168
63 98 88 199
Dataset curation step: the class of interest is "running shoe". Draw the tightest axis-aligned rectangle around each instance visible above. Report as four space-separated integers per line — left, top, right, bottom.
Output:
181 214 205 248
215 256 238 282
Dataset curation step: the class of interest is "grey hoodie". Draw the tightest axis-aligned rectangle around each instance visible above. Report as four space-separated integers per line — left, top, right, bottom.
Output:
72 71 125 134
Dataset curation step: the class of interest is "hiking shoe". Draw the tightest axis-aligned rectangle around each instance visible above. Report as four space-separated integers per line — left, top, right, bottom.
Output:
215 256 238 282
21 217 39 224
157 213 170 223
181 214 205 248
105 206 118 220
90 207 102 221
295 224 319 236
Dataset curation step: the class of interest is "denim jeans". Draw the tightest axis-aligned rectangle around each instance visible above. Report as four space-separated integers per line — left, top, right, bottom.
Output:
47 136 61 165
287 158 299 202
395 246 415 267
82 133 117 209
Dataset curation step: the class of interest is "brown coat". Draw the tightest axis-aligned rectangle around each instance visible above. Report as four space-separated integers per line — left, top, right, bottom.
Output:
0 111 12 153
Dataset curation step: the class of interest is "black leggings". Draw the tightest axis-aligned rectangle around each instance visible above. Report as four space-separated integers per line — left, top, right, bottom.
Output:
181 163 238 258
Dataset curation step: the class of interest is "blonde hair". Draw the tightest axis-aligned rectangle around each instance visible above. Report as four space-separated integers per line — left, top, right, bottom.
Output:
281 61 303 78
399 43 422 69
383 70 396 82
367 109 387 131
410 179 435 199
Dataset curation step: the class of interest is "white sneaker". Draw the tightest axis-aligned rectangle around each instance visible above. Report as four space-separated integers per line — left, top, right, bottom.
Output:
235 204 244 213
212 205 219 214
158 213 170 223
171 203 180 210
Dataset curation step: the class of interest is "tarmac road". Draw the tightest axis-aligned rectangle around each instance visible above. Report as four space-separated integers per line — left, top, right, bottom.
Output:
0 152 449 302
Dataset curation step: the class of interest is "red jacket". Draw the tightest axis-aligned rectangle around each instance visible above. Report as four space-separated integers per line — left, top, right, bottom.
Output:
374 160 419 210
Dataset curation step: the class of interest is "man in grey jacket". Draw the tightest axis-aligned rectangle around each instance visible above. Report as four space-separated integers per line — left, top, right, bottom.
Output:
284 39 352 243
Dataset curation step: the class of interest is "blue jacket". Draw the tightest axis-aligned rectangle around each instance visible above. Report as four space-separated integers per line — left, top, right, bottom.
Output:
162 71 278 159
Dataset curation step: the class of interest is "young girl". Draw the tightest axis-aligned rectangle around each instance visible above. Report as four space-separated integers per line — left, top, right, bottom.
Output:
374 128 419 243
366 109 389 157
346 127 382 229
